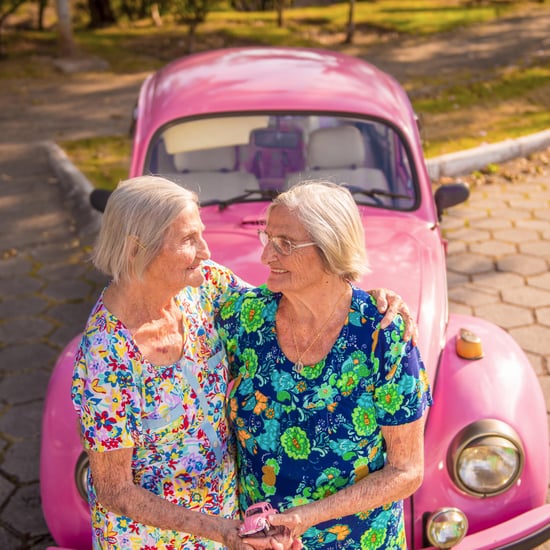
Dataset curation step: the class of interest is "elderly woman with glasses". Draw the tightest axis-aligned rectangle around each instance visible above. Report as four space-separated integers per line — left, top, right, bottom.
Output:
218 180 432 549
71 176 416 550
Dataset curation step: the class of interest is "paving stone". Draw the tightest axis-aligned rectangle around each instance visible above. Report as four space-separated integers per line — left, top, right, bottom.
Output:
29 241 87 270
0 370 52 404
519 240 550 257
471 271 525 290
497 254 548 276
448 284 500 307
0 316 55 345
537 307 550 328
440 216 467 231
2 438 41 483
0 526 20 550
493 227 540 243
0 296 48 318
502 285 550 308
469 217 512 230
509 198 548 210
488 206 534 220
1 483 49 536
0 401 43 440
515 219 550 232
526 352 545 376
509 325 550 356
441 227 491 243
474 302 534 329
448 301 473 316
0 343 57 374
445 240 467 255
0 276 42 298
0 255 33 278
446 252 495 275
47 301 96 328
446 271 469 288
529 273 550 291
48 322 88 351
470 240 516 257
41 278 94 302
0 473 15 506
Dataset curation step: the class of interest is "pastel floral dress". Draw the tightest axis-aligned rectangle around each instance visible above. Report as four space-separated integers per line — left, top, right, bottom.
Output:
217 285 432 550
72 261 245 549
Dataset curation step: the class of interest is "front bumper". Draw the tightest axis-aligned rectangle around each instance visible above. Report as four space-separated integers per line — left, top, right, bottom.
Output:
423 503 550 550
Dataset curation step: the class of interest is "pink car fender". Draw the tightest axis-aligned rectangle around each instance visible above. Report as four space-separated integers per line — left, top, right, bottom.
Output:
407 313 549 549
40 335 92 550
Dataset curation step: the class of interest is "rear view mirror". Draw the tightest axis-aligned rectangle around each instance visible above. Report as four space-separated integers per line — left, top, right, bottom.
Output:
434 182 470 220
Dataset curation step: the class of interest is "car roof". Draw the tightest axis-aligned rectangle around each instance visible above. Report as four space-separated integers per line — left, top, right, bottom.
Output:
137 47 415 134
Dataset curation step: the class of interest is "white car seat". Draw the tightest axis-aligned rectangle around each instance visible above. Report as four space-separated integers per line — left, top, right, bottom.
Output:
286 126 389 192
174 146 260 203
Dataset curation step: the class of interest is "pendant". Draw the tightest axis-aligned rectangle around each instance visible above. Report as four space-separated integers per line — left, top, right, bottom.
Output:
294 360 304 373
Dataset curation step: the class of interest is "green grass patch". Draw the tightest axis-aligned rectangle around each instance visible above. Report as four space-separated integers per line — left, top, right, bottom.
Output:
59 136 132 191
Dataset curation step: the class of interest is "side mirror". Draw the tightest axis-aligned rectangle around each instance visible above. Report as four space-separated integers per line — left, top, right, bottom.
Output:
90 189 112 213
434 182 470 221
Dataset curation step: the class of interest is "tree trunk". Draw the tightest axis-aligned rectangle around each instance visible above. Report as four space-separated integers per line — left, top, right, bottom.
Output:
345 0 355 44
55 0 77 56
87 0 116 28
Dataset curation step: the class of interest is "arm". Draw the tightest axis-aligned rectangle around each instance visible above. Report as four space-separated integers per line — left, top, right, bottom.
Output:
268 414 427 537
369 287 418 344
88 447 255 550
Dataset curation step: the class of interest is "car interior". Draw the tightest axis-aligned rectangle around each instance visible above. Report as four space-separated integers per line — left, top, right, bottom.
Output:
146 114 417 210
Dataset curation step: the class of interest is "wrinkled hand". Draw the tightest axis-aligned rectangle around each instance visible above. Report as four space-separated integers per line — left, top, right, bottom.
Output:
240 524 303 550
266 513 306 541
369 288 418 345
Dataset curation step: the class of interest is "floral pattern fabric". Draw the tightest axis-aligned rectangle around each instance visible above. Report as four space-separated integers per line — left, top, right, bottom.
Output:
217 285 432 550
72 261 245 549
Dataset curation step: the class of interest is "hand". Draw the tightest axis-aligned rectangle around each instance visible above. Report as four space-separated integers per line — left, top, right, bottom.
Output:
240 525 303 550
369 288 418 345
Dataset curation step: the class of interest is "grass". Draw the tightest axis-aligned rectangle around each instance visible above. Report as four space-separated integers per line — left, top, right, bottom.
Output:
2 0 550 185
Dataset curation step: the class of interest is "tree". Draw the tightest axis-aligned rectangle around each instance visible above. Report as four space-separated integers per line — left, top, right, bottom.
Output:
344 0 355 44
172 0 217 53
55 0 77 56
87 0 116 27
0 0 26 58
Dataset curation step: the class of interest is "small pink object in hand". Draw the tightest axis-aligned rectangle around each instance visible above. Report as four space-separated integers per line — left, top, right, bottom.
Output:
239 501 278 536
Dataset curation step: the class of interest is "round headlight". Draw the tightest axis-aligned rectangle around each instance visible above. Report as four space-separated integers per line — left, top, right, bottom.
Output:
448 420 524 497
426 507 468 549
75 451 90 501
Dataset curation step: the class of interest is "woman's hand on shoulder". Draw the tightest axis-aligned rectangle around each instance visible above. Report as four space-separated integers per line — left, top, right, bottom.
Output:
369 288 418 345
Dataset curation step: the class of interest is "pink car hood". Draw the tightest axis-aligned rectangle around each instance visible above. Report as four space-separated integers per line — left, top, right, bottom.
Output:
202 203 446 383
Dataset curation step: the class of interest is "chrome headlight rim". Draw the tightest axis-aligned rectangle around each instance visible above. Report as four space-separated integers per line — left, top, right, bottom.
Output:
447 419 524 497
425 507 469 549
75 451 90 501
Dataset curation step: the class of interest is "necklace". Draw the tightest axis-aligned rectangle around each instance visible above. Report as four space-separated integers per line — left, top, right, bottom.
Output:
289 286 349 373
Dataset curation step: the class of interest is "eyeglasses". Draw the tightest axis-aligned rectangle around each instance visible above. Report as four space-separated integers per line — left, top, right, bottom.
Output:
258 230 316 256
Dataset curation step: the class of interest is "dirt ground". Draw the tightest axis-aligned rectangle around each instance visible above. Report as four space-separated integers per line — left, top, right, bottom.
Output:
1 3 550 155
1 5 550 194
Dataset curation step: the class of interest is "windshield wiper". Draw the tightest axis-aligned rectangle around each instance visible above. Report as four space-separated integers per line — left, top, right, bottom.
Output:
345 185 410 205
201 188 281 211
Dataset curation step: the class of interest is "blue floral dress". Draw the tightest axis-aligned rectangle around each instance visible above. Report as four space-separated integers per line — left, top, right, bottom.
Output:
72 261 245 549
217 285 432 549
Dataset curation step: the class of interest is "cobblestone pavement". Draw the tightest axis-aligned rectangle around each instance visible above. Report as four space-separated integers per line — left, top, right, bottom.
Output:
0 135 549 548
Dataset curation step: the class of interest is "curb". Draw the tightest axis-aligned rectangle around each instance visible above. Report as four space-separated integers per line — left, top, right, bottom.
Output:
41 141 102 239
43 129 550 237
426 129 550 180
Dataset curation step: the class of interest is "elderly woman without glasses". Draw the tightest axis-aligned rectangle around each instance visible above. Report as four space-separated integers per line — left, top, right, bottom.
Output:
71 176 417 549
218 180 432 549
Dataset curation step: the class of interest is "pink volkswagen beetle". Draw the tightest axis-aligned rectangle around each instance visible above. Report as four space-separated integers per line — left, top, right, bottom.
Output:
41 47 550 549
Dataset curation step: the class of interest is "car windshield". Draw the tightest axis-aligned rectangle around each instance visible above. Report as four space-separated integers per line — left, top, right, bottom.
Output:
145 114 417 210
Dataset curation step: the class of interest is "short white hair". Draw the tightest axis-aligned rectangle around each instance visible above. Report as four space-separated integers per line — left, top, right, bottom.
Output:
92 176 198 283
269 180 370 281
